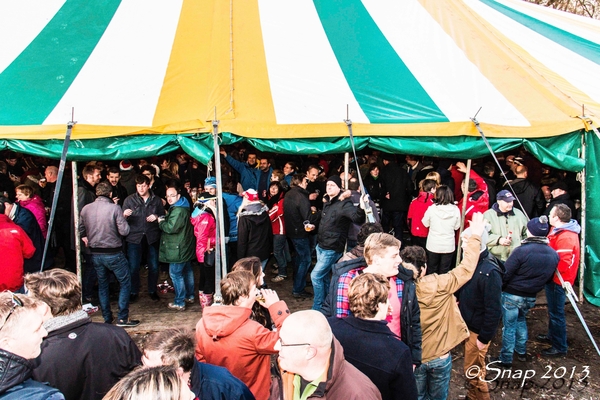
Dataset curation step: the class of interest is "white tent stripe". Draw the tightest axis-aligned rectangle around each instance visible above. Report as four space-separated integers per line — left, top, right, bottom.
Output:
44 0 183 126
258 0 369 124
465 0 600 110
363 0 529 126
0 0 65 75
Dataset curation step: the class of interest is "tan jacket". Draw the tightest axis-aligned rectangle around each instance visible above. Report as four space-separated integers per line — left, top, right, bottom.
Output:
416 235 482 363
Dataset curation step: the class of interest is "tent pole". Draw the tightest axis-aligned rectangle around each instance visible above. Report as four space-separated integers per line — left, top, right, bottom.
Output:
456 159 472 267
72 161 82 288
212 118 227 303
579 131 586 302
41 120 74 271
344 152 349 188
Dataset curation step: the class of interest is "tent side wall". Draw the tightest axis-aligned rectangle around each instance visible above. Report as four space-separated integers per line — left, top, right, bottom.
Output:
584 131 600 306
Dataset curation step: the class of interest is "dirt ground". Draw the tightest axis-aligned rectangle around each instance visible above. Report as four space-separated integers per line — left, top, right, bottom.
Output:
89 260 600 400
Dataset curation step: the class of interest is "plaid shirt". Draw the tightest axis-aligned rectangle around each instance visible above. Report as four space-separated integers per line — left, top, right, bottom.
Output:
335 267 404 318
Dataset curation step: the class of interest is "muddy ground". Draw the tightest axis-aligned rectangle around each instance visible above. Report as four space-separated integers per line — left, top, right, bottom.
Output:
89 261 600 400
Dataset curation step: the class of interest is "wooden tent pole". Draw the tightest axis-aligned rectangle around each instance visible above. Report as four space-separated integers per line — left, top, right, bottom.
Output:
456 159 472 267
72 161 82 288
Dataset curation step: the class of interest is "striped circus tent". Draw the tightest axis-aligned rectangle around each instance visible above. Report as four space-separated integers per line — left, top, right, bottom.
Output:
2 0 600 304
0 0 599 141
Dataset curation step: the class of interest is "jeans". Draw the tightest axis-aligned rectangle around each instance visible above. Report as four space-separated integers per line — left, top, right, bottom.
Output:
82 254 97 300
273 234 288 276
382 210 406 241
169 261 194 307
91 252 131 323
426 250 454 275
414 353 453 400
127 239 159 295
545 282 568 352
311 245 342 311
500 292 536 364
291 238 311 294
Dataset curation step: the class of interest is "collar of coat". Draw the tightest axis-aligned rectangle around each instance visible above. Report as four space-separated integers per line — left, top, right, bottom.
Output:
521 236 549 245
492 202 515 217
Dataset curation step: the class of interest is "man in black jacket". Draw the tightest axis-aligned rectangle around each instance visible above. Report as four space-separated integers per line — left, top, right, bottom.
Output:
311 175 365 311
380 154 411 240
458 237 504 400
493 216 558 368
284 174 320 298
503 164 545 218
27 270 141 400
123 175 165 302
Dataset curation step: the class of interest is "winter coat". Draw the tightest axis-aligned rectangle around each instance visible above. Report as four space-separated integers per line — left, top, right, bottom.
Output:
407 192 434 238
189 360 255 400
0 349 64 399
268 197 285 235
32 313 141 400
195 301 290 400
422 203 460 253
325 259 422 366
483 204 528 261
380 162 411 212
328 316 417 400
317 195 365 253
79 197 130 252
158 197 195 263
190 210 216 263
548 220 581 285
504 178 545 218
19 195 48 239
225 155 261 191
464 170 489 222
237 202 273 261
0 215 35 292
122 191 164 245
363 174 386 204
274 338 382 400
416 234 481 363
458 250 504 345
283 186 319 239
502 237 559 297
11 205 47 273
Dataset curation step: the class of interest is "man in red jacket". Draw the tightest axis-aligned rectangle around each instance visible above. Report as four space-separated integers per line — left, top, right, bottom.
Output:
0 202 35 292
540 203 580 357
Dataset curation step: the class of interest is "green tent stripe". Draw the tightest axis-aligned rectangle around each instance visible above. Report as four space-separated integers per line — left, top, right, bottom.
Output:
480 0 600 65
0 0 121 125
313 0 447 123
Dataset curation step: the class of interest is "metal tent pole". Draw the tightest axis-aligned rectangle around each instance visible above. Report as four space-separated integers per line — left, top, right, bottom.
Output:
212 118 228 303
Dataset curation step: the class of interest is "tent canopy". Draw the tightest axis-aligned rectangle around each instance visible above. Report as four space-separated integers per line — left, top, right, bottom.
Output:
1 0 600 141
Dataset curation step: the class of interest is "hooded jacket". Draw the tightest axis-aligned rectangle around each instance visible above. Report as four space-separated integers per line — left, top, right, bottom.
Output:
422 203 460 253
548 220 581 286
190 208 216 263
416 234 481 363
0 348 63 399
407 192 434 238
274 338 382 400
237 202 273 261
464 170 489 222
158 196 195 263
19 195 48 239
483 203 528 261
503 237 559 297
195 301 290 400
458 250 504 345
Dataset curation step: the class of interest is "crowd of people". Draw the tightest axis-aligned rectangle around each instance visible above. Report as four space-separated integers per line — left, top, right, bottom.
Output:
0 147 584 399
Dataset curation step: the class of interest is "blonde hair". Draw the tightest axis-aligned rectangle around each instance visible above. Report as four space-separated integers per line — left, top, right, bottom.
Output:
348 273 389 319
103 366 184 400
0 293 42 339
363 233 401 265
425 171 441 186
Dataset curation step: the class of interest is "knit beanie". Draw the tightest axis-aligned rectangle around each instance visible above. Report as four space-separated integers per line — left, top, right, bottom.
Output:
527 215 550 237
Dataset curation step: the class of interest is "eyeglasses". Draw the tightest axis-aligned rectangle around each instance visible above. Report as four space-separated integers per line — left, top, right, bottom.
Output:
277 338 311 348
0 292 23 332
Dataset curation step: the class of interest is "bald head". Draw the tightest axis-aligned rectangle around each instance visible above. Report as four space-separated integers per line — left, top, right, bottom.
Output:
281 310 332 348
45 166 58 183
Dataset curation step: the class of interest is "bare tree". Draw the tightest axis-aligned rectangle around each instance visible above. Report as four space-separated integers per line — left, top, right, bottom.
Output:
524 0 599 19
